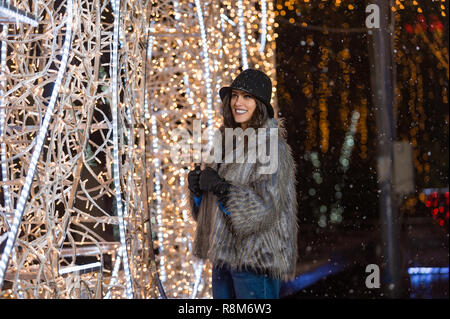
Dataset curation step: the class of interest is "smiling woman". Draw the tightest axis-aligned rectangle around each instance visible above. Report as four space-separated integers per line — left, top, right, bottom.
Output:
186 68 299 299
219 69 274 131
230 89 257 129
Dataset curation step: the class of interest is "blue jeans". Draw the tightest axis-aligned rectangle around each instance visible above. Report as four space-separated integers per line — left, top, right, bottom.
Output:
212 265 280 299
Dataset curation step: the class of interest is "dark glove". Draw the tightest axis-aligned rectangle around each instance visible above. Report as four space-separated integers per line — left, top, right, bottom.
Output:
188 165 202 197
199 167 230 203
199 167 223 192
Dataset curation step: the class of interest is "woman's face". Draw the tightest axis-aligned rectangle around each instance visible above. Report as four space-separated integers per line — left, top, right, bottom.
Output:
230 89 257 128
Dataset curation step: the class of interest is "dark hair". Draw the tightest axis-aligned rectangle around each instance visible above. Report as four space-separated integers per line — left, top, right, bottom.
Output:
222 92 269 129
218 92 270 162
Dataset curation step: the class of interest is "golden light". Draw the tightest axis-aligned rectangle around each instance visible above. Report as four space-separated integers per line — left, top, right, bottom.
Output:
0 0 277 299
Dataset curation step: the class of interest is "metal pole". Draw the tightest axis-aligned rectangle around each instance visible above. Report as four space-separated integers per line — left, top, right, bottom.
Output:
366 0 403 298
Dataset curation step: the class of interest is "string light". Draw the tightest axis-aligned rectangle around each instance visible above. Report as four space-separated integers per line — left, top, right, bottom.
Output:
104 247 122 299
259 0 267 53
151 113 166 283
276 0 448 229
358 97 368 159
110 0 133 299
237 0 249 69
317 45 331 153
0 21 22 292
408 267 449 275
0 6 11 227
144 22 154 120
220 13 236 27
58 262 101 276
0 1 38 27
194 0 214 140
190 259 204 299
0 0 73 289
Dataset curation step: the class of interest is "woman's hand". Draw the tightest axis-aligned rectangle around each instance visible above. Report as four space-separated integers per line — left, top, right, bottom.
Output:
188 165 202 196
199 167 223 192
199 167 230 206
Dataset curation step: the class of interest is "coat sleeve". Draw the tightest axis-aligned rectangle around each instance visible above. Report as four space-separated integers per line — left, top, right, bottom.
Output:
223 141 293 238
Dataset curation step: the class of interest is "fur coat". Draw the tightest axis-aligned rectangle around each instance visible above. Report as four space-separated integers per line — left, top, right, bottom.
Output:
188 117 298 281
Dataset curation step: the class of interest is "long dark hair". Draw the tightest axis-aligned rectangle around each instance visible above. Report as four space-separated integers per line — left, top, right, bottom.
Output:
217 92 270 161
221 92 269 130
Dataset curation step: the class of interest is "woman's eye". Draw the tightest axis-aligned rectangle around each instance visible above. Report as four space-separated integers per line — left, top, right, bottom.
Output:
244 95 251 99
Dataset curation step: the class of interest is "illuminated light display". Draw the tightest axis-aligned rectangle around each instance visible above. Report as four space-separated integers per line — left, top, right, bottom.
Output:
237 0 249 70
408 267 449 275
0 0 276 298
259 0 268 53
109 0 133 299
1 0 445 300
0 2 11 227
194 0 214 136
0 1 38 27
423 189 449 228
0 0 73 289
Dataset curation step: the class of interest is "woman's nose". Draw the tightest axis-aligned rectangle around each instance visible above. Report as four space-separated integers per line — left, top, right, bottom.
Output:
234 95 243 106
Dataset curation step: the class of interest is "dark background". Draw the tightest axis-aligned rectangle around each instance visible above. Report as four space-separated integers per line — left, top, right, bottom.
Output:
274 0 448 298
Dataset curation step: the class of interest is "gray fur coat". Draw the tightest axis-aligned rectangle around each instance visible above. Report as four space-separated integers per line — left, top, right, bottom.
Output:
188 117 298 281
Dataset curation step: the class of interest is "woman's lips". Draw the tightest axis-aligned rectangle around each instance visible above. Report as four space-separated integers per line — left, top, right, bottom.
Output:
234 108 248 114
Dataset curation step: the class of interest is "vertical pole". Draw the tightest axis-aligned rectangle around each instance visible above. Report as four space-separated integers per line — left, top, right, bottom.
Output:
366 0 402 298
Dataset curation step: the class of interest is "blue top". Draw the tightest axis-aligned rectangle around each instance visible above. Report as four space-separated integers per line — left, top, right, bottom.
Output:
193 194 230 216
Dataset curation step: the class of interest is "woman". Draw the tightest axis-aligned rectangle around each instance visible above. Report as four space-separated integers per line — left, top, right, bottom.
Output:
187 68 298 299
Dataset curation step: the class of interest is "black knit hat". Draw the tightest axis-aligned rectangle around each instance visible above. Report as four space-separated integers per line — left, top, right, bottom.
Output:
219 68 274 118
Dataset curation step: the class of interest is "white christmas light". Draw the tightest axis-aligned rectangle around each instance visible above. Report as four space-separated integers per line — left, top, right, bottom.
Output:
104 247 123 299
150 114 166 283
0 0 73 289
259 0 267 53
190 260 204 299
220 13 236 27
0 1 38 27
194 0 214 144
142 24 168 285
143 23 154 120
237 0 249 69
179 169 188 222
0 12 11 227
173 1 180 20
59 262 101 276
110 0 133 299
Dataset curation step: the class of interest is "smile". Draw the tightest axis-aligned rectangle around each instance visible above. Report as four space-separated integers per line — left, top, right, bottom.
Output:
235 109 248 114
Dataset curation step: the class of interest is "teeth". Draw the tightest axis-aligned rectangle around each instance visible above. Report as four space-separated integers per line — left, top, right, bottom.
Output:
235 109 247 114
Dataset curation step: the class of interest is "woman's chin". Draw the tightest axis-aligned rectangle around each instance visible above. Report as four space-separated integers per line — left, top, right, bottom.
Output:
233 116 250 124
